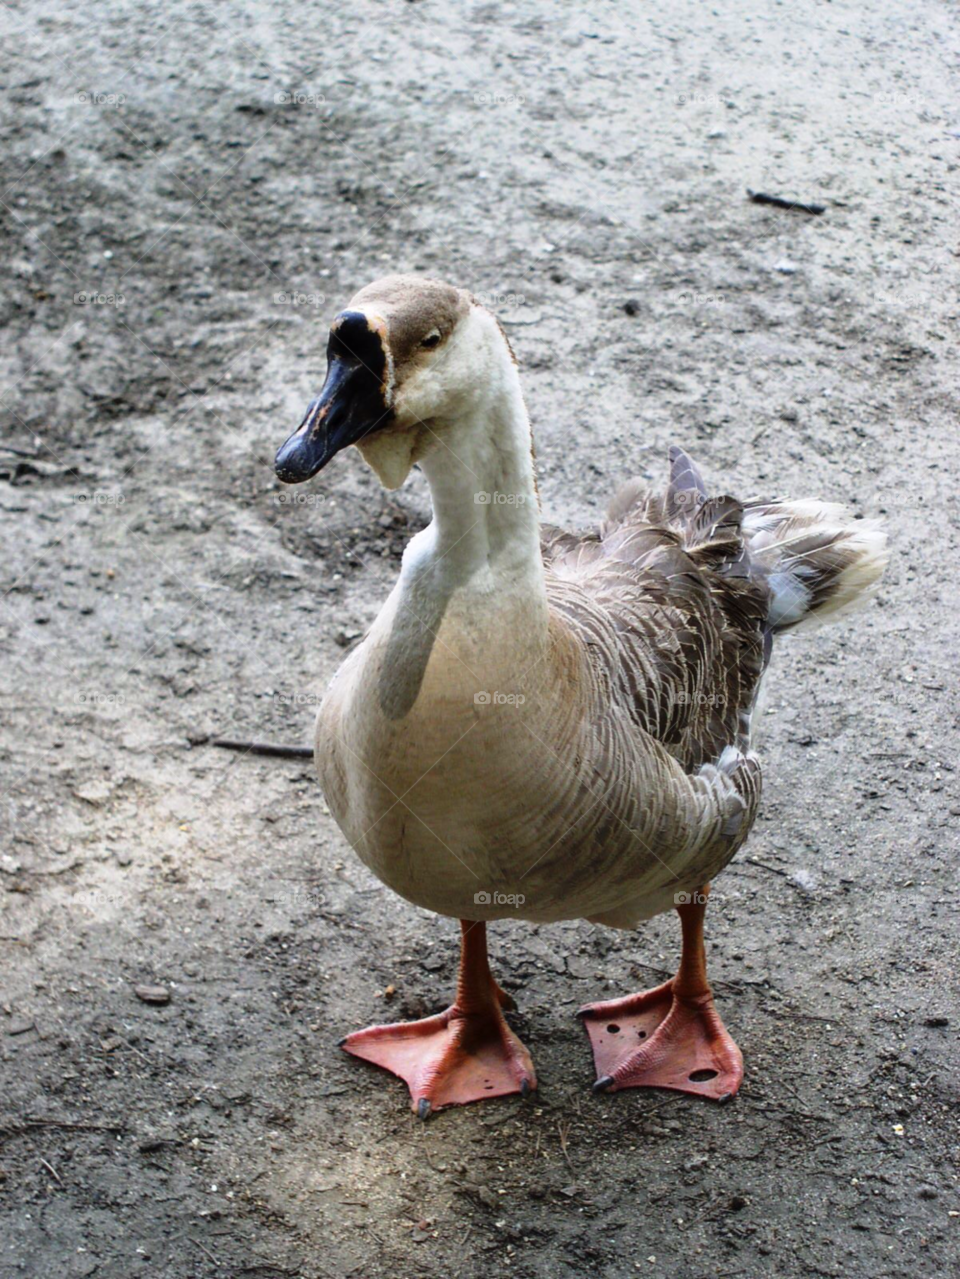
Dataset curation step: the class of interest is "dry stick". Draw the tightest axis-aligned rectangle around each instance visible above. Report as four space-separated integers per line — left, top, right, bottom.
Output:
25 1118 122 1129
0 1120 123 1149
211 738 313 759
747 189 826 215
188 1238 219 1267
743 856 790 878
557 1118 572 1168
39 1157 63 1185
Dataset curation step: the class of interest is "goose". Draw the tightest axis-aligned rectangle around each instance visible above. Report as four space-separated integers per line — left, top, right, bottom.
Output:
274 274 887 1118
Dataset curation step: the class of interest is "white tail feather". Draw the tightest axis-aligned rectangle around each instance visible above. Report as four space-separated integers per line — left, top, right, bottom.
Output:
743 501 888 632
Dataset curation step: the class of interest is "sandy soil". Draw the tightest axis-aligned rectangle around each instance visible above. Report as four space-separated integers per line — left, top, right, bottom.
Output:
1 1 958 1276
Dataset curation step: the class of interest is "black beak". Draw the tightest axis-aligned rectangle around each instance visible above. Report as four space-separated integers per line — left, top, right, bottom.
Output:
275 311 392 484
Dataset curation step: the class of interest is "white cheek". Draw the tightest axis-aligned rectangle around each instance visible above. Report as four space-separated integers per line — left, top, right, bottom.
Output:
396 365 443 421
394 309 495 422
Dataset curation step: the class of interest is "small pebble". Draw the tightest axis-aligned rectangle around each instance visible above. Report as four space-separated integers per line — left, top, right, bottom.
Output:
134 984 170 1005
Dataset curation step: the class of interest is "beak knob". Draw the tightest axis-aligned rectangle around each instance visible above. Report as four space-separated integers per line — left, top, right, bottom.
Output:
275 311 392 484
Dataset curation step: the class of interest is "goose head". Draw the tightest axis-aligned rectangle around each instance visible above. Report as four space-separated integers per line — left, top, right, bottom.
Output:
275 274 514 490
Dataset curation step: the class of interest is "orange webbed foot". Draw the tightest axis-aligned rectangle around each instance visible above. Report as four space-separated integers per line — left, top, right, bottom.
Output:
578 979 742 1102
341 1003 536 1117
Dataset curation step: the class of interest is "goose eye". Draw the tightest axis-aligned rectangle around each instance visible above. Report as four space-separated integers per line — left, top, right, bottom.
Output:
420 329 442 350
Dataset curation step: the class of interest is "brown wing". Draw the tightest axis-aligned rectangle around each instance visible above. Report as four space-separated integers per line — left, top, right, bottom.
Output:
541 449 771 774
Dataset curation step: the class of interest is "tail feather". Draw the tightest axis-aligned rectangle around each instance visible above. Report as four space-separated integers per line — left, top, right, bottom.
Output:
666 444 707 520
598 448 887 634
742 501 888 631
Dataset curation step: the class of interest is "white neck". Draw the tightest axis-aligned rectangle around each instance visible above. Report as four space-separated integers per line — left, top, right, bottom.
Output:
411 344 545 605
373 319 550 719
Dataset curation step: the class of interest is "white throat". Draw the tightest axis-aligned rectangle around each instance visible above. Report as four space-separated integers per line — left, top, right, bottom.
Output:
417 361 541 587
371 310 550 719
367 307 546 615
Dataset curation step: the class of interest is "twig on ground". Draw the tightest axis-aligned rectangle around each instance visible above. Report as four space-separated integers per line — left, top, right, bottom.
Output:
557 1118 573 1167
743 856 789 878
747 189 826 215
188 1237 219 1267
211 739 314 759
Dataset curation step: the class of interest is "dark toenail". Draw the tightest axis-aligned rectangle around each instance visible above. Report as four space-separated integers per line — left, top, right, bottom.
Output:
417 1098 432 1120
336 1036 347 1047
593 1074 615 1094
717 1091 733 1105
520 1077 532 1097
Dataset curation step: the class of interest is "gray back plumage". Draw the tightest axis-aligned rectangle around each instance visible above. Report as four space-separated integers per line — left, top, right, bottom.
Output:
542 447 770 774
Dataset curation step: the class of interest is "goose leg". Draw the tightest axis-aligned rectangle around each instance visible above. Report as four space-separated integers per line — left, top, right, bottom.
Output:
578 883 743 1102
339 921 535 1117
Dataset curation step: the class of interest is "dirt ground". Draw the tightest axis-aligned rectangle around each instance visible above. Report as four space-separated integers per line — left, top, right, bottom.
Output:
1 1 958 1276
